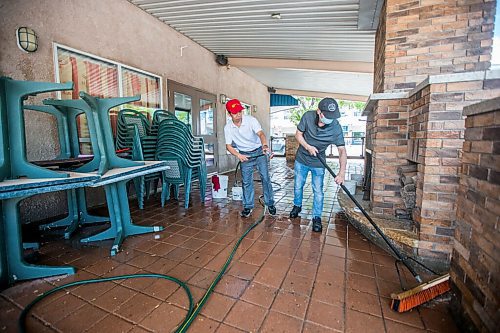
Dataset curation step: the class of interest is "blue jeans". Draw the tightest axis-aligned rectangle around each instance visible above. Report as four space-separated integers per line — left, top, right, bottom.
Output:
293 160 325 218
240 148 275 209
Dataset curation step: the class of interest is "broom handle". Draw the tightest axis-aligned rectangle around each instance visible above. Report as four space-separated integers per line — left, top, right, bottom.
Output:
317 155 422 283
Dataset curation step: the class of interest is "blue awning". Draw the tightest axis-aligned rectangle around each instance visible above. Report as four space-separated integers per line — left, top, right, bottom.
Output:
270 94 299 107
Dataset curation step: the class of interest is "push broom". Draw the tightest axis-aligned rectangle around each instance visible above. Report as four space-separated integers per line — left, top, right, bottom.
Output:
317 155 450 312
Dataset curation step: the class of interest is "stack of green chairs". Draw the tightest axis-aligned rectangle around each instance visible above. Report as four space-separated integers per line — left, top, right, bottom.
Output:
150 110 176 136
156 118 207 208
116 109 159 209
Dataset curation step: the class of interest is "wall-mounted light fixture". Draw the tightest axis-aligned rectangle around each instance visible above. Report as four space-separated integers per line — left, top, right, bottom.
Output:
16 27 38 53
220 94 228 104
252 105 258 113
271 13 281 19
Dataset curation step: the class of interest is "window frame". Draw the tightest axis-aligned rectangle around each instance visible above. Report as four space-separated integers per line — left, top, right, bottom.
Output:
52 43 163 107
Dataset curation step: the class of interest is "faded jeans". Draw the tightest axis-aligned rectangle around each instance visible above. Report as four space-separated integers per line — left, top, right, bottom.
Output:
293 160 325 218
240 147 275 209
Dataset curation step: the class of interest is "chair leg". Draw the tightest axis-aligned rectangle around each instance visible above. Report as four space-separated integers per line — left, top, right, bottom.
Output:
184 169 193 209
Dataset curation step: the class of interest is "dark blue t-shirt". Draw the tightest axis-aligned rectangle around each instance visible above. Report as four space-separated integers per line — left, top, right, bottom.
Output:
295 111 345 168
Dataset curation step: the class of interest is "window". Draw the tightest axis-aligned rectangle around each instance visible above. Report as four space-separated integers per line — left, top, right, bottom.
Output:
55 45 162 153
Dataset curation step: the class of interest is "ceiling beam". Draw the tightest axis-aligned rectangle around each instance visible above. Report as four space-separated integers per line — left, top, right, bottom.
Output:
228 57 373 74
276 89 369 102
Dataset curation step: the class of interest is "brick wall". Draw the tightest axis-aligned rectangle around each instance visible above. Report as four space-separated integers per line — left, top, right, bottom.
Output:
450 97 499 333
379 0 496 92
373 2 387 93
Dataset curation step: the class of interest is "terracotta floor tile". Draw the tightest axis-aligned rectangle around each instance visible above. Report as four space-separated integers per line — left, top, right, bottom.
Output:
145 257 178 274
88 314 134 333
260 310 303 332
167 263 201 281
127 325 152 333
139 303 187 332
346 259 376 277
126 252 160 269
281 273 315 296
346 288 382 317
239 250 268 266
303 321 340 332
167 285 205 310
180 237 208 251
141 278 181 301
385 319 427 333
35 294 87 324
322 244 347 258
188 268 218 289
177 227 202 237
164 247 194 262
315 264 345 284
216 323 246 332
25 318 58 333
145 242 176 256
347 272 379 295
240 282 278 308
346 248 374 263
289 260 318 279
92 284 137 312
200 292 237 321
271 290 310 319
163 233 190 246
345 309 385 333
187 315 220 332
224 300 267 332
253 266 287 288
306 300 344 331
311 280 345 306
271 244 298 259
115 293 162 323
53 303 107 333
214 275 250 298
419 307 460 333
228 261 260 280
183 251 215 268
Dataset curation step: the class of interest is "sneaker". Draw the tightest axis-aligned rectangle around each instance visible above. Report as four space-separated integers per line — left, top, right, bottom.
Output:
312 217 322 233
267 205 277 216
240 208 253 218
289 205 302 218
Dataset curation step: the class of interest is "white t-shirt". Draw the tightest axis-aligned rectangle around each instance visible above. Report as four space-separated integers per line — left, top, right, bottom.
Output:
224 115 263 152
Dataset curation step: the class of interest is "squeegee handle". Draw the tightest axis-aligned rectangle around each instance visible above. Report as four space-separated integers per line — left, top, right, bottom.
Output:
317 155 422 282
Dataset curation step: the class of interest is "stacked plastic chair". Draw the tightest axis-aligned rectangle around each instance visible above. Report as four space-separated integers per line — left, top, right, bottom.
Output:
150 109 177 136
116 109 159 209
156 118 207 208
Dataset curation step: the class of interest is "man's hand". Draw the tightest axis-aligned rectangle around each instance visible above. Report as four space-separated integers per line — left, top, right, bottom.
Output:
334 171 345 185
306 144 318 156
238 154 249 162
263 145 274 159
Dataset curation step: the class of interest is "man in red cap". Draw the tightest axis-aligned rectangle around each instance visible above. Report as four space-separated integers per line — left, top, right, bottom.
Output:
224 99 276 217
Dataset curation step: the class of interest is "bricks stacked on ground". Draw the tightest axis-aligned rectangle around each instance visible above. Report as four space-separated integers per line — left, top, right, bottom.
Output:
285 134 298 162
450 97 500 333
379 0 496 92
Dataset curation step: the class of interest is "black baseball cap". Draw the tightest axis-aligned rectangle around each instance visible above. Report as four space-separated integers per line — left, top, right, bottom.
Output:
318 98 340 119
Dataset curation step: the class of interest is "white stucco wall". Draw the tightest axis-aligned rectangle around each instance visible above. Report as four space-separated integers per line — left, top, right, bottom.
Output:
0 0 270 219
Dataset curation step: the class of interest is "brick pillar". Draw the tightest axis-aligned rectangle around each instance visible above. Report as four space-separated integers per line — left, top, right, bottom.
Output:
450 97 499 333
285 134 298 162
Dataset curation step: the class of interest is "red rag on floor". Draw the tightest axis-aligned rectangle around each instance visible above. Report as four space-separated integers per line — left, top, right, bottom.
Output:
212 175 221 191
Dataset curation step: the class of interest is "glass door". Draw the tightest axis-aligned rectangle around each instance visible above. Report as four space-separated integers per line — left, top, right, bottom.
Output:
168 81 218 174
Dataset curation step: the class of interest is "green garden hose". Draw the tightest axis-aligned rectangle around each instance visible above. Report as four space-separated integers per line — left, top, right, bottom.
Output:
19 203 267 333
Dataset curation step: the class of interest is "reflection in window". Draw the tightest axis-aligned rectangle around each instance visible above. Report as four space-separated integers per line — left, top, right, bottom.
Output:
204 143 215 166
200 99 214 135
174 92 192 128
56 46 162 153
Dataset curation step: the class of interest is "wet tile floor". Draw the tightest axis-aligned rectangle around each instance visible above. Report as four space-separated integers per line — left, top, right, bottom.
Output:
0 158 459 332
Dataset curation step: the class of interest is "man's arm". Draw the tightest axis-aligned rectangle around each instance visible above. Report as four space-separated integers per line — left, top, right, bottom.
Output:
256 130 272 157
335 146 347 185
295 130 318 156
226 144 248 162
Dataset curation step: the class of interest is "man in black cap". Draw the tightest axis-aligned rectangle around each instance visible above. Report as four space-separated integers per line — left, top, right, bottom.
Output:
289 97 347 232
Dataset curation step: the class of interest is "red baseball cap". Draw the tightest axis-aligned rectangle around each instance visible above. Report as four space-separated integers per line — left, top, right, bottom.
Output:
226 99 245 114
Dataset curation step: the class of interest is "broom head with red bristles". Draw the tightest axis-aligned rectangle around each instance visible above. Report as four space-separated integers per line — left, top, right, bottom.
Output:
390 274 450 312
